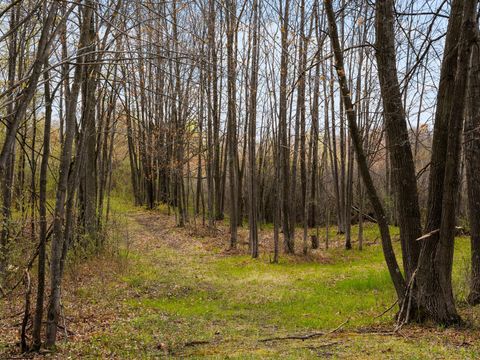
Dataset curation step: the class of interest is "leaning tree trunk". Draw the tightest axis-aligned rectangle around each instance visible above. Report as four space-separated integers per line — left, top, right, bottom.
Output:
325 0 406 302
0 1 59 174
374 0 422 283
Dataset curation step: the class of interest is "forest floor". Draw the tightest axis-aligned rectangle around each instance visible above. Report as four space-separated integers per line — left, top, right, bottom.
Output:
2 205 480 359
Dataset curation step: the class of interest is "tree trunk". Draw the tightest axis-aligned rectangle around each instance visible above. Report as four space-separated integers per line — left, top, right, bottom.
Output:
32 62 52 351
466 25 480 305
279 0 294 254
0 1 59 174
0 4 18 283
82 4 98 238
248 0 260 258
46 1 91 347
415 0 475 325
325 0 406 302
375 0 422 282
226 0 238 248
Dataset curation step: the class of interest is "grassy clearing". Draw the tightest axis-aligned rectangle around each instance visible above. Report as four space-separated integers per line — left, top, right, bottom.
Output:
2 207 480 359
61 212 480 358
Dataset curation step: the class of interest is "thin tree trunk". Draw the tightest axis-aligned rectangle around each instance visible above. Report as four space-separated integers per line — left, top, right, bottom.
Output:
248 0 260 258
0 4 18 282
32 62 52 351
226 0 238 248
46 2 91 347
279 0 294 254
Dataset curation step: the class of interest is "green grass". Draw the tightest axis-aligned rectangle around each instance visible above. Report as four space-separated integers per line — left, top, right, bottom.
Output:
49 210 480 359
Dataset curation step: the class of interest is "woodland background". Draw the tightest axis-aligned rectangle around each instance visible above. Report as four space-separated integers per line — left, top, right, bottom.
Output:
1 0 480 357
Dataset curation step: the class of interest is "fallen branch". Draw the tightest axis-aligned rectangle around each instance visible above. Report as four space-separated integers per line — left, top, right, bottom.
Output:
57 324 76 336
36 321 76 336
260 332 324 342
351 328 404 337
184 340 210 347
416 229 439 241
395 269 418 332
373 300 398 319
351 205 377 223
0 310 24 321
260 318 349 342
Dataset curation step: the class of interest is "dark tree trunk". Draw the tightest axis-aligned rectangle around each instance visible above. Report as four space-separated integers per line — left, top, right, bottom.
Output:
375 0 422 282
309 25 321 228
226 0 238 248
46 1 91 347
82 6 98 238
466 25 480 305
248 0 260 258
415 0 476 325
0 1 59 174
279 0 294 254
0 4 18 283
325 0 406 302
31 62 53 351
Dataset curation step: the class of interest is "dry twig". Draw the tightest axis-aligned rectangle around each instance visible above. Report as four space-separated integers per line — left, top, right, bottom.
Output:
260 318 350 342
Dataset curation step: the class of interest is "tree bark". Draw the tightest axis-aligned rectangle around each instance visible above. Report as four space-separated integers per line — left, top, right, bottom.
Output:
325 0 406 302
46 1 91 347
31 61 52 351
466 25 480 305
375 0 422 282
415 0 476 325
226 0 239 248
279 0 294 254
248 0 260 258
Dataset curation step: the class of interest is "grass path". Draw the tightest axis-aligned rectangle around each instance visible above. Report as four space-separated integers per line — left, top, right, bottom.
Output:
2 209 480 358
